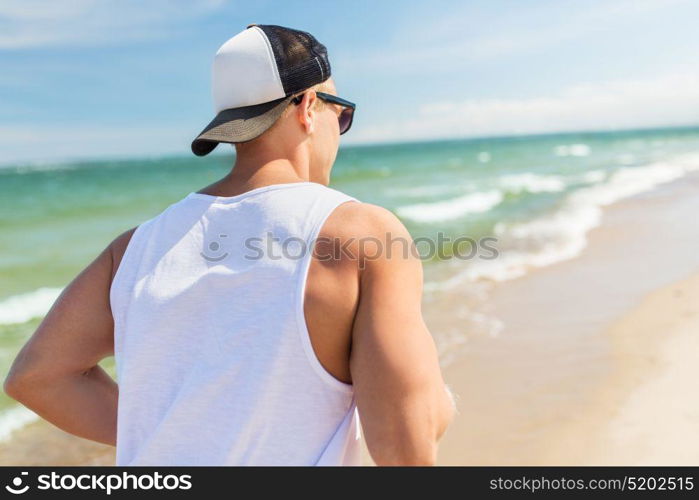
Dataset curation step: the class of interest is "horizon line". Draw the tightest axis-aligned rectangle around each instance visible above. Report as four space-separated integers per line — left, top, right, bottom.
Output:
2 122 699 169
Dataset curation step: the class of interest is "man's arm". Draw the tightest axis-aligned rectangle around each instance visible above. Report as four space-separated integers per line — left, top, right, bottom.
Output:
348 204 456 466
2 229 134 446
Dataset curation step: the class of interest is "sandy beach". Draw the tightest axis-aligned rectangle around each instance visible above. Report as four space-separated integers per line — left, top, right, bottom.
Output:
435 268 699 466
581 272 699 465
436 171 699 465
2 173 699 466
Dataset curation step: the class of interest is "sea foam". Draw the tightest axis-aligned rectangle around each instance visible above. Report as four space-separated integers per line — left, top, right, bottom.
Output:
0 287 63 325
499 173 567 193
437 152 699 285
397 190 504 223
554 143 591 157
396 171 588 224
0 406 39 443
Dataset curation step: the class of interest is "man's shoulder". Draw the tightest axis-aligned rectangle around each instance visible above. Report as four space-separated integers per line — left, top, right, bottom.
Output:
323 200 409 241
317 200 416 270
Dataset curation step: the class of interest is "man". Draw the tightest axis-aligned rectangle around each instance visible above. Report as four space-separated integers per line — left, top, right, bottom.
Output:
4 24 455 466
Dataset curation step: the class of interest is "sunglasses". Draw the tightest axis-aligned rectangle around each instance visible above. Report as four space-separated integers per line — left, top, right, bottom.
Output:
291 91 356 135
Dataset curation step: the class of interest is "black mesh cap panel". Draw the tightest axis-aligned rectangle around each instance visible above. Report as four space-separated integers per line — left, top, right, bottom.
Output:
256 25 332 96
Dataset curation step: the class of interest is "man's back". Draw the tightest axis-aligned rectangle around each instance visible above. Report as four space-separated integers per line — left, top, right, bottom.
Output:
110 182 362 465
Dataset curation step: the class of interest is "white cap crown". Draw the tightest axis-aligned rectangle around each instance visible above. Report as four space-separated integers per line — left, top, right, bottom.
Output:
212 27 286 113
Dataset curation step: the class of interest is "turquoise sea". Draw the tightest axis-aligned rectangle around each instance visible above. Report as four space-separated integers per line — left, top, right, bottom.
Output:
2 125 699 437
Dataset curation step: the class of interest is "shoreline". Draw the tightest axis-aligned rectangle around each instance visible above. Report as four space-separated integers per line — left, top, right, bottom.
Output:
436 172 699 465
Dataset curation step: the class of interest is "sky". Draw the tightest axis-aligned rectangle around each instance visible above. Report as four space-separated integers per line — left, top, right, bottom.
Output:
1 0 699 164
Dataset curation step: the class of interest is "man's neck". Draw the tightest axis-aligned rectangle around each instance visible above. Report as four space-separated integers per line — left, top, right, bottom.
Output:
196 158 311 198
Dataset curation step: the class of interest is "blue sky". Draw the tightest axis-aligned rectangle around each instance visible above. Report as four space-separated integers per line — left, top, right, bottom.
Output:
1 0 699 164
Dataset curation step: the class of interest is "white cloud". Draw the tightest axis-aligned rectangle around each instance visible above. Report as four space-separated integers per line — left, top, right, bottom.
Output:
348 72 699 144
0 0 226 49
340 0 692 72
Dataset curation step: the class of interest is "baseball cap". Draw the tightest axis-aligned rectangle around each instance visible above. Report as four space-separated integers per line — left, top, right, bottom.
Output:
191 24 332 156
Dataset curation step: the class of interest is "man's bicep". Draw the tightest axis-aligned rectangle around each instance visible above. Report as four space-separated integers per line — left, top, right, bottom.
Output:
349 209 444 458
9 242 117 381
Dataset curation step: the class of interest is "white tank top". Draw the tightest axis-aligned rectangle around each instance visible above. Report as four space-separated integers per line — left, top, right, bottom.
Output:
110 181 362 466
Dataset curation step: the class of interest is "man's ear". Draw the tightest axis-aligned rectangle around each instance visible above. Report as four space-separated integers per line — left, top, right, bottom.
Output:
297 90 318 135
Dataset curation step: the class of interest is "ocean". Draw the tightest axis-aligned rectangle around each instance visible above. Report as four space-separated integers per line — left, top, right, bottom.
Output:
2 125 699 439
